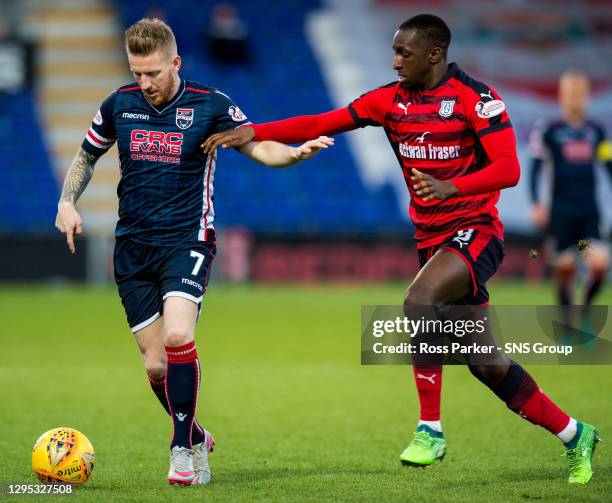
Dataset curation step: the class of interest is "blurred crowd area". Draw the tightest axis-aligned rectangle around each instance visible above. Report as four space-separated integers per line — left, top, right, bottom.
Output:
0 0 610 282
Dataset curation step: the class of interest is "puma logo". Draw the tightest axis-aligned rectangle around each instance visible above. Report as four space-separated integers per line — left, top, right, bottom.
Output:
397 102 411 115
480 90 494 100
416 132 430 143
452 229 475 249
416 373 436 384
175 412 188 422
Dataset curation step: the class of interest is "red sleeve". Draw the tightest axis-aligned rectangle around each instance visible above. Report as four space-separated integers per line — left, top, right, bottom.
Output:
252 108 358 144
464 84 512 138
251 85 391 143
451 127 520 196
347 87 388 126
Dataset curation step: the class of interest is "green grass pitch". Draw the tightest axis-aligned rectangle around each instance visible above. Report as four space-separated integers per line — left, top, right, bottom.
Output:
1 281 610 502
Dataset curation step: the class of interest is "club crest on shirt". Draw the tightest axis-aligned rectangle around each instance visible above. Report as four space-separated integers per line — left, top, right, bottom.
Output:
176 108 194 129
438 99 455 118
93 109 103 125
228 106 246 122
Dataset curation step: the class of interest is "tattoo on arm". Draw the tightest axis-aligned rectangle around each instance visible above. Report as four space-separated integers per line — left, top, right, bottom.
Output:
59 148 100 203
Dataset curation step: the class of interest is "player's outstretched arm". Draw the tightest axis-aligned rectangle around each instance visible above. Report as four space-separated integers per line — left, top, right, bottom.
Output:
239 136 334 168
202 125 255 153
55 147 101 254
201 108 356 154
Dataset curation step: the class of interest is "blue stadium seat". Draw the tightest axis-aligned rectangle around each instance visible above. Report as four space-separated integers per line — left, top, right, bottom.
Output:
0 91 58 234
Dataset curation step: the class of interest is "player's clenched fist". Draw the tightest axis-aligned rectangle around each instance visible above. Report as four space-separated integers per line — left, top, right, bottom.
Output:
55 201 83 254
201 125 255 154
411 168 459 202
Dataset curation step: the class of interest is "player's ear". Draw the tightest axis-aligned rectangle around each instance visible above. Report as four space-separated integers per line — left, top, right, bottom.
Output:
172 55 181 73
429 47 443 65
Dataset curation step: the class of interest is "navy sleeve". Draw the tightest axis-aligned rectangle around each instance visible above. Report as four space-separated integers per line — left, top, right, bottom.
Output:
211 90 251 133
81 91 117 155
528 121 550 203
528 120 548 161
529 158 543 203
595 124 605 144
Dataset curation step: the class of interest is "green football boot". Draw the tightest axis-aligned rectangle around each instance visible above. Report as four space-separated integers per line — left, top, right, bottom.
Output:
400 426 446 467
564 422 600 484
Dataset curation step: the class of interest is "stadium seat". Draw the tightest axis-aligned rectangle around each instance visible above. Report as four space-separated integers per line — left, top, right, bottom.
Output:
0 91 58 233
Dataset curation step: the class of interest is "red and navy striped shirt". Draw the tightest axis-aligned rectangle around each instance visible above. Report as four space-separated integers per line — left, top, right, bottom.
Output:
347 63 511 247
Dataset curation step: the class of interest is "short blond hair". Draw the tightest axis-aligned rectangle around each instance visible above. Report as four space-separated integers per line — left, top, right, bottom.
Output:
124 18 177 58
560 69 589 87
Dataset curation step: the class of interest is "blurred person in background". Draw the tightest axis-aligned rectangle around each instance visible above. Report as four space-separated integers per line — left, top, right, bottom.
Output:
206 3 250 64
54 17 332 486
529 70 612 330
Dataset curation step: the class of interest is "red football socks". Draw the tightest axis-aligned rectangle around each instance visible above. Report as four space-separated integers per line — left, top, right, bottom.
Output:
413 365 443 423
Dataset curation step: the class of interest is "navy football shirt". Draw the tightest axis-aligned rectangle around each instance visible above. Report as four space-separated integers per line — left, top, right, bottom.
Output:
81 79 250 245
529 119 612 217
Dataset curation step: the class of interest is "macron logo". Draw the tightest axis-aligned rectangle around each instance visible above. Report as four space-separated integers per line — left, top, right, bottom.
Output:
122 112 150 120
181 277 204 292
175 412 187 422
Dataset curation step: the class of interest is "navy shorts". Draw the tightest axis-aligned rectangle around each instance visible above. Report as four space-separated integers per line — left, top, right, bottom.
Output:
418 228 504 305
113 237 216 332
548 213 602 254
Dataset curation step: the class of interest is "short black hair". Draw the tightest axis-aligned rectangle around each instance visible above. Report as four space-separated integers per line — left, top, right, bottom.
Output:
399 14 451 54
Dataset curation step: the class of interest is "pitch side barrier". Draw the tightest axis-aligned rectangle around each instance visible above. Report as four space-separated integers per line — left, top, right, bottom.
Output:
249 237 546 282
361 305 612 365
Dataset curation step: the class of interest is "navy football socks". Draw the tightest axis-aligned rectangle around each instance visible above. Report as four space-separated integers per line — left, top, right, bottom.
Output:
165 341 200 449
148 374 205 445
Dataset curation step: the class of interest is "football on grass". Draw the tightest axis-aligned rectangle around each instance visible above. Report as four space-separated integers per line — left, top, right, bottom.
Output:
32 427 95 484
